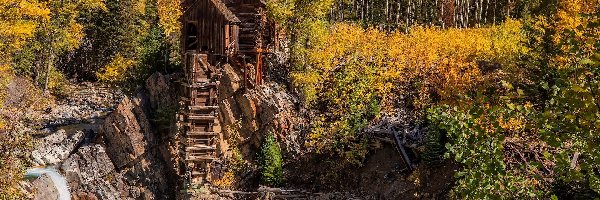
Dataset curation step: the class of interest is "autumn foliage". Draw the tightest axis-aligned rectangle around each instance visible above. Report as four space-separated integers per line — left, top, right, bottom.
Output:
293 21 524 163
267 0 600 197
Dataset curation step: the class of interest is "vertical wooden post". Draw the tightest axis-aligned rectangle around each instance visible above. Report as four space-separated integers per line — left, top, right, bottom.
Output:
256 51 262 85
225 24 230 54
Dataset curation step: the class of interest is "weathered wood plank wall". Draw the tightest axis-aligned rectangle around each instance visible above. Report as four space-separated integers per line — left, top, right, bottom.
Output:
183 0 241 55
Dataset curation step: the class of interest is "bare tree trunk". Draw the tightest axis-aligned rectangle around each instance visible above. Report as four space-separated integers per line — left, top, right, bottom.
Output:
43 50 54 95
441 0 445 28
463 0 468 27
361 0 365 22
507 0 511 18
386 0 390 26
460 0 464 28
396 0 401 24
406 0 411 32
485 0 489 24
366 0 370 23
453 0 457 27
493 0 497 24
475 0 479 26
479 0 483 26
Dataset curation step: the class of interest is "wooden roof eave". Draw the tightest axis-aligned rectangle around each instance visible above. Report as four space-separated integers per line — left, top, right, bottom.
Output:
211 0 241 23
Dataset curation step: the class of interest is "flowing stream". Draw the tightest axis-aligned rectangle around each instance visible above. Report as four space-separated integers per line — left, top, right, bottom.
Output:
25 167 70 200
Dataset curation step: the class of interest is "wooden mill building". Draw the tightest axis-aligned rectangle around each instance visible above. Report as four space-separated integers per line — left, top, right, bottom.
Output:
178 0 278 190
182 0 277 86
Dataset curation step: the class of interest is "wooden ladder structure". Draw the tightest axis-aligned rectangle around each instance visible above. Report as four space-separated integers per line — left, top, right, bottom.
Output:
182 51 222 186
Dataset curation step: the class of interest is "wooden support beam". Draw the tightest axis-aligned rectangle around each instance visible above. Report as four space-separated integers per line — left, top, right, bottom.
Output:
187 131 217 136
187 115 217 121
189 106 220 110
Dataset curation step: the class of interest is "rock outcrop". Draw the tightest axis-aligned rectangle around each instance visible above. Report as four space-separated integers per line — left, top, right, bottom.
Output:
28 74 179 200
145 73 175 110
31 129 83 166
60 143 169 200
60 144 115 190
217 64 307 162
61 76 175 199
101 94 152 169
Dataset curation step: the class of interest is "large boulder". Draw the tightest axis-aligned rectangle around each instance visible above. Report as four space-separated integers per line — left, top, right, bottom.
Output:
100 93 153 169
219 64 242 98
31 174 60 200
60 144 115 189
60 144 123 200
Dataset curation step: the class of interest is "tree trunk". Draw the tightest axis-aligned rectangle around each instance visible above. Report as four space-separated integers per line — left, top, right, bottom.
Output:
485 0 489 24
406 0 411 32
43 51 54 95
396 0 401 24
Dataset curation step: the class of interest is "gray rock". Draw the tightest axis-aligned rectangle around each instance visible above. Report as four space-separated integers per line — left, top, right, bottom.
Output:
145 72 174 110
31 129 83 166
61 144 115 186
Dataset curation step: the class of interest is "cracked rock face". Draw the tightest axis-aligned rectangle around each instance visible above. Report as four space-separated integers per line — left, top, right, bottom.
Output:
31 129 84 166
61 144 137 200
61 144 115 187
28 74 178 200
101 93 153 169
145 73 175 110
58 79 174 199
217 63 307 160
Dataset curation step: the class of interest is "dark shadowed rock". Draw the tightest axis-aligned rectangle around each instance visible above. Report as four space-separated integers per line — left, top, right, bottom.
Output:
145 73 173 110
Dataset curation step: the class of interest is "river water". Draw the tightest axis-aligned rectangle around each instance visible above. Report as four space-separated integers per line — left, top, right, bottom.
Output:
25 167 70 200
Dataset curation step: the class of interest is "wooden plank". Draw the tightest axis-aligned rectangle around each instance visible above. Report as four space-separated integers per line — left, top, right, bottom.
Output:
187 138 214 143
191 171 206 175
185 156 217 161
182 82 219 88
187 115 217 121
187 144 216 149
189 105 220 110
187 131 217 136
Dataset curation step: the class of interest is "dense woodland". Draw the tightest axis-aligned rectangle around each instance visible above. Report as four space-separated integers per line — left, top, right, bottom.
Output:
1 0 599 198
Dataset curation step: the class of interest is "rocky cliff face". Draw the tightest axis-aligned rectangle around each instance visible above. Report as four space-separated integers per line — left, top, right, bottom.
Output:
27 73 180 200
101 95 152 169
203 63 309 192
217 64 307 160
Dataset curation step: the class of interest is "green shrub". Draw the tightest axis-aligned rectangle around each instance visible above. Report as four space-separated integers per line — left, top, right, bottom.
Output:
428 104 542 199
259 132 283 187
422 124 446 166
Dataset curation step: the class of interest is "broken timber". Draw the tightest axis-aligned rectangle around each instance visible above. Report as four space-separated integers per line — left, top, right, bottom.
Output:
368 128 415 172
